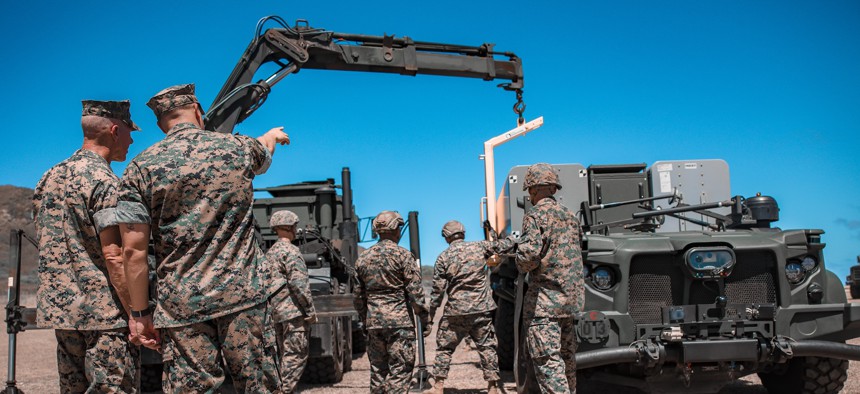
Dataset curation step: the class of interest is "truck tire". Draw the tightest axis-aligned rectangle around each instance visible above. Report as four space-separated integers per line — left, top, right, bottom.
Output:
850 284 860 299
341 316 353 372
302 354 344 384
758 356 848 394
495 297 516 370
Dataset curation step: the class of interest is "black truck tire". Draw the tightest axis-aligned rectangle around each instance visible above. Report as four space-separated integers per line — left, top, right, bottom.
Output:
495 297 516 370
302 355 344 384
758 356 848 394
850 284 860 299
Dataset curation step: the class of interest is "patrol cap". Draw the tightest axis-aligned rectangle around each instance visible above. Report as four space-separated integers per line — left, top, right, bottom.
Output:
372 211 404 233
146 84 201 119
81 100 140 131
523 163 562 191
441 220 465 238
270 210 300 228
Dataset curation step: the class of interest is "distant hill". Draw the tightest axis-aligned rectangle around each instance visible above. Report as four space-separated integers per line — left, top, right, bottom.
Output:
0 185 38 286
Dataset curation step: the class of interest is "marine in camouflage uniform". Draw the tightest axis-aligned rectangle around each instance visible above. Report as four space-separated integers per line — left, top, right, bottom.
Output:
115 84 290 393
354 211 431 394
265 210 317 393
33 100 140 393
516 163 585 394
427 220 513 394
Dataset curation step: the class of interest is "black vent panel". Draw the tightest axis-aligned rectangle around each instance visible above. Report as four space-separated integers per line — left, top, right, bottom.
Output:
627 250 777 324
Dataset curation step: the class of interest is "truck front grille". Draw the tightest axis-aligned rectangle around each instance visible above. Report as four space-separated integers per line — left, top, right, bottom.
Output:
627 250 777 324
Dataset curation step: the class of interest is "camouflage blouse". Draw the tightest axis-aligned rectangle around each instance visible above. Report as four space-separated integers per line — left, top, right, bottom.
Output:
33 149 126 329
431 239 513 316
266 239 315 323
354 239 428 329
116 122 273 328
516 196 585 320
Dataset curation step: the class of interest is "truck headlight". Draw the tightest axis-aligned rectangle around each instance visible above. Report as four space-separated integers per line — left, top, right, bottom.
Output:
591 267 615 291
684 247 735 279
800 256 817 272
785 262 805 284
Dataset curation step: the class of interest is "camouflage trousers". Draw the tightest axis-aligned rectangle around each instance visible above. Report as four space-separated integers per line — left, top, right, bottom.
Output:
54 328 140 394
526 317 577 394
367 327 416 394
161 301 280 394
275 317 310 393
432 312 499 381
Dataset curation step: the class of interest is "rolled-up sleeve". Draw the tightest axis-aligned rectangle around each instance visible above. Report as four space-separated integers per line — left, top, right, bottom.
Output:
236 134 272 176
115 163 151 224
92 178 120 233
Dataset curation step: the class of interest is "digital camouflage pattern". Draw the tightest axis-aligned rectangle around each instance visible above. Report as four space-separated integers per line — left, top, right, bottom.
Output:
515 196 584 320
145 84 201 118
270 209 300 227
367 327 416 394
81 99 140 130
430 239 513 316
266 238 316 323
354 239 429 329
55 329 139 394
355 237 428 393
440 220 465 238
160 302 280 394
276 317 310 393
115 122 273 328
33 149 126 330
522 162 562 191
371 210 404 232
526 317 577 394
432 312 499 382
516 191 583 394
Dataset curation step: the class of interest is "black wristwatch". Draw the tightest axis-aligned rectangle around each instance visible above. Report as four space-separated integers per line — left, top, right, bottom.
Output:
131 308 152 318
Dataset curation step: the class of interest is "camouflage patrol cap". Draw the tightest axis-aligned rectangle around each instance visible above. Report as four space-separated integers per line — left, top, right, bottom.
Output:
523 163 562 191
372 211 404 233
441 220 465 238
81 100 140 131
146 84 201 119
270 210 300 228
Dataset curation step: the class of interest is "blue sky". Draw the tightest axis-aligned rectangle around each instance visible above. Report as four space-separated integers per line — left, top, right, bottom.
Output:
1 1 858 276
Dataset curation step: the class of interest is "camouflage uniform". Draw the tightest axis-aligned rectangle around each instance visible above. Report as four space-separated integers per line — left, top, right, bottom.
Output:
33 100 140 393
429 226 513 382
115 84 279 393
354 211 429 393
516 163 584 394
266 227 316 392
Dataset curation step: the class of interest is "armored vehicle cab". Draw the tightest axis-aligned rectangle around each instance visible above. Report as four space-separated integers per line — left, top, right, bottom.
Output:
489 160 860 394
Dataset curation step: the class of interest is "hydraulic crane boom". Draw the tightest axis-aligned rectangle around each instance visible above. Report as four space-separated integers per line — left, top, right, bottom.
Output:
205 16 525 133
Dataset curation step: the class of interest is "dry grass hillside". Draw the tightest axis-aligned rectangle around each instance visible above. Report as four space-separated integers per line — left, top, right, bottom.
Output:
0 185 38 288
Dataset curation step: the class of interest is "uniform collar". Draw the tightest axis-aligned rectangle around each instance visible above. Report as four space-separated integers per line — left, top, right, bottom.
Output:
450 239 465 246
535 195 558 207
379 239 398 246
167 122 202 135
76 148 109 166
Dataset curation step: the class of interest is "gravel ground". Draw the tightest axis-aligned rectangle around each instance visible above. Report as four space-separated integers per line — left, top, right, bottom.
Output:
3 290 860 393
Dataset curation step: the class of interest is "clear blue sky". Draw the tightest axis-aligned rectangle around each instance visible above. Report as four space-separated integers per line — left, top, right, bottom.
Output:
1 1 858 276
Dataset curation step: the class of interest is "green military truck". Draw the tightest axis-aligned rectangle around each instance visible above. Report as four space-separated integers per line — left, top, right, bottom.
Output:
251 167 363 383
486 160 860 393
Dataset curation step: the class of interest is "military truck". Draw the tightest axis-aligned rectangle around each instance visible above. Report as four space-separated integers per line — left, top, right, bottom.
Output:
485 160 860 393
251 168 362 383
845 256 860 299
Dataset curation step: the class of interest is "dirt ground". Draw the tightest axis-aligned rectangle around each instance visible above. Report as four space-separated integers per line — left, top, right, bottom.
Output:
3 291 860 393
